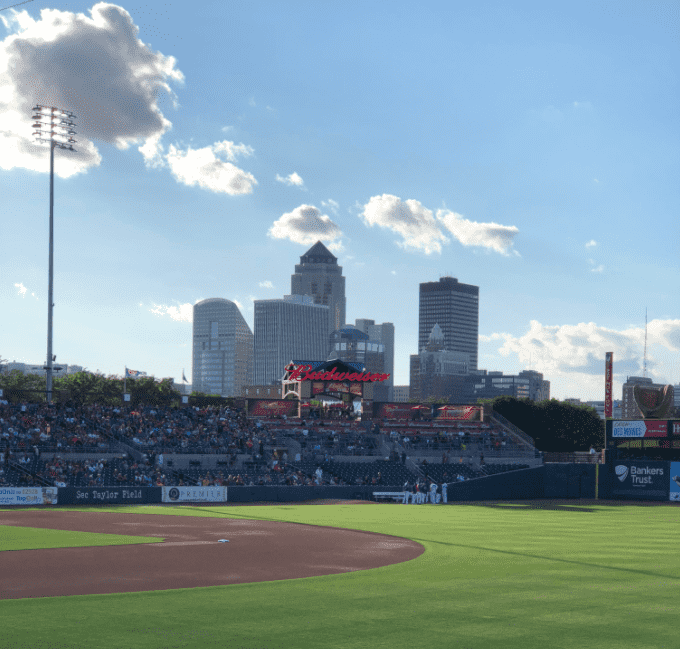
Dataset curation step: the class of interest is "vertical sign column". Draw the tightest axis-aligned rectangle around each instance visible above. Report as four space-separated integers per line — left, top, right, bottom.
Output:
605 352 613 419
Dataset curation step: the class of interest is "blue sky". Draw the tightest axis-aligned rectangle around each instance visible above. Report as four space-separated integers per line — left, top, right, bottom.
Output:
1 0 678 401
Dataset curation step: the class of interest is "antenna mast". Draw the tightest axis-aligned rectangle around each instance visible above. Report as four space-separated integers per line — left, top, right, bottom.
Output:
643 308 648 378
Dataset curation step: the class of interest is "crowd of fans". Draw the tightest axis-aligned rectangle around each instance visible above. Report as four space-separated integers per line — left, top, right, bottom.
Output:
1 400 534 489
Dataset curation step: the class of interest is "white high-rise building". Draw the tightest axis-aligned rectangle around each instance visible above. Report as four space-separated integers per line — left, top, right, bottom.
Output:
254 295 329 385
192 299 253 397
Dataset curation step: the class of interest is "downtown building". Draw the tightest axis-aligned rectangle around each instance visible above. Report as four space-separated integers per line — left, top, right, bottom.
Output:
291 241 346 335
328 325 389 401
254 295 329 386
419 276 479 372
354 318 395 401
192 299 253 397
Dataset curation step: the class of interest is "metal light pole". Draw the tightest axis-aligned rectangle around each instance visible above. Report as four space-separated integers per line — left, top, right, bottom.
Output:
32 105 77 403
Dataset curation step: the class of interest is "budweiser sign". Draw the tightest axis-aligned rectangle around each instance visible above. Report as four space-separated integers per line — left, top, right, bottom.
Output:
286 364 390 383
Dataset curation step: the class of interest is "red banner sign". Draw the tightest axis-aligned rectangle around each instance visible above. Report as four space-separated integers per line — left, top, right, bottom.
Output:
286 364 389 383
248 400 298 417
605 352 613 418
434 406 481 421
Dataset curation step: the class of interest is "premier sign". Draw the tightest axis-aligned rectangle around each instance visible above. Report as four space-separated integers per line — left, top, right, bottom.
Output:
286 364 390 383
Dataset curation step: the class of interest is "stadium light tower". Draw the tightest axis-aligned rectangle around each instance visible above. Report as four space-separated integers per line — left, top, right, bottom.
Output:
32 105 77 403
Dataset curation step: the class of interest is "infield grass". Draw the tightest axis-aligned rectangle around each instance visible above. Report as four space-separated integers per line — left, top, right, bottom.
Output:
0 525 163 551
2 501 679 649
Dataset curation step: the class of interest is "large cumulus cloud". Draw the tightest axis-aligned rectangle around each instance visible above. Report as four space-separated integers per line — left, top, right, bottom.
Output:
0 2 183 176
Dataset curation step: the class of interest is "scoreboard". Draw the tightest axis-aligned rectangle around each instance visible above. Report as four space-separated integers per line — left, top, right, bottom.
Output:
606 420 680 454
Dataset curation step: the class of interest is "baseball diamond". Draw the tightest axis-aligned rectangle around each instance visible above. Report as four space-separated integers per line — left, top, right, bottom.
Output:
0 507 424 599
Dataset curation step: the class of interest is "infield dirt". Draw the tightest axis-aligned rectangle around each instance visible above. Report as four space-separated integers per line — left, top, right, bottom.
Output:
0 509 424 599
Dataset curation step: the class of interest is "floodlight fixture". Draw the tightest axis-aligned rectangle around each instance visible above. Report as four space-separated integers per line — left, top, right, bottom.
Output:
31 105 77 402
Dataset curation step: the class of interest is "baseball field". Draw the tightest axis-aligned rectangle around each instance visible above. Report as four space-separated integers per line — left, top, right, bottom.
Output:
1 500 679 649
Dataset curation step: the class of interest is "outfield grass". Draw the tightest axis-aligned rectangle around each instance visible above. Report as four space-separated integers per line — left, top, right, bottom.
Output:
2 502 679 649
0 524 163 551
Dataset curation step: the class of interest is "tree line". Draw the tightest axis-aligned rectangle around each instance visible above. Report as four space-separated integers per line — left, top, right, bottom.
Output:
0 369 231 408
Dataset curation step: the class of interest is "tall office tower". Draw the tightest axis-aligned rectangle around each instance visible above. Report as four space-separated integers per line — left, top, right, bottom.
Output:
419 276 479 372
254 295 329 385
355 318 395 401
192 298 253 397
291 241 346 334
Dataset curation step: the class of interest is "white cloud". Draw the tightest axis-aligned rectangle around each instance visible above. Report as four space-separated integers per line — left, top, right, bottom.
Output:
213 140 254 162
321 199 339 215
590 265 604 273
491 319 680 386
585 240 597 248
268 204 343 247
221 126 233 133
259 280 274 289
233 299 244 311
248 97 256 107
437 209 519 256
390 270 397 275
573 101 593 110
0 3 184 177
360 194 448 255
148 302 193 322
14 282 26 297
275 172 304 187
165 141 257 195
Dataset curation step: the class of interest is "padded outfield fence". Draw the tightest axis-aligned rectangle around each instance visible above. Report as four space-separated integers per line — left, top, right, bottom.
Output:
4 462 675 506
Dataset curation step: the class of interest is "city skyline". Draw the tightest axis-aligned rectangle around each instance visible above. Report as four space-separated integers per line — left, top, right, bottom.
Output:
1 1 678 402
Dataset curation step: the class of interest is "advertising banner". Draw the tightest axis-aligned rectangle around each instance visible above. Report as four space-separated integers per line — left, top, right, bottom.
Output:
57 487 158 505
434 406 481 421
326 382 349 394
670 462 680 502
605 352 613 418
375 403 419 419
248 400 298 417
350 383 363 396
0 487 58 506
312 382 325 394
612 420 668 438
611 461 668 500
162 486 228 503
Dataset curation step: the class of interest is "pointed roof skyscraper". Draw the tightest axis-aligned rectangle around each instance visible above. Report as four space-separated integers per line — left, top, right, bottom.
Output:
299 241 337 265
291 241 346 334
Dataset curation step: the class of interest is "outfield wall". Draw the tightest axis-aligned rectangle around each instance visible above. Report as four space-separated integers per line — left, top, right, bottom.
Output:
4 464 678 506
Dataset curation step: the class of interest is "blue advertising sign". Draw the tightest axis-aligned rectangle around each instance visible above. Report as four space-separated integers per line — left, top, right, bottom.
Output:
611 461 668 500
670 462 680 502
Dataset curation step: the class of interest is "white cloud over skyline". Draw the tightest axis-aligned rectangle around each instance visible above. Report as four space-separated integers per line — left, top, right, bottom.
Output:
437 209 519 256
487 319 680 387
259 280 274 288
275 171 304 186
165 141 257 194
268 204 343 248
360 194 448 255
148 302 193 322
0 3 184 177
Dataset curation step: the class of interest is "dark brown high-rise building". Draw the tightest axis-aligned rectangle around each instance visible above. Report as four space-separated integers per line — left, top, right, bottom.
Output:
418 277 479 372
291 241 346 334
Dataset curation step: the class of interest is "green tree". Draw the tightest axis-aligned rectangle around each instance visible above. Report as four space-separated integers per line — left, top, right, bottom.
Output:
477 395 605 452
0 370 47 403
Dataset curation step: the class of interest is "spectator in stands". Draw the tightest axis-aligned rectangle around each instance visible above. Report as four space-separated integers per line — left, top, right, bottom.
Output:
401 451 406 465
480 452 485 465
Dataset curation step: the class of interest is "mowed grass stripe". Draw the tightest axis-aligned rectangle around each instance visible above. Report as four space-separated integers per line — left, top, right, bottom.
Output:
0 525 163 551
2 503 680 649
